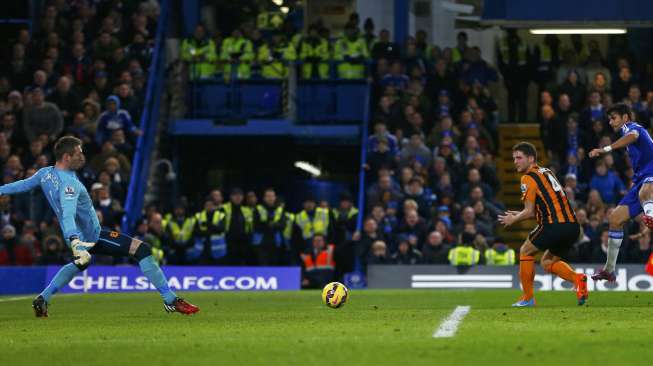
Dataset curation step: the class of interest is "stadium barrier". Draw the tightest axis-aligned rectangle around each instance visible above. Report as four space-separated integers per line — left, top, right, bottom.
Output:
0 266 301 295
368 265 653 291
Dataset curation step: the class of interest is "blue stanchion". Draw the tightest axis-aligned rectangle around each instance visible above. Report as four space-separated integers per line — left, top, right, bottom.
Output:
121 0 170 234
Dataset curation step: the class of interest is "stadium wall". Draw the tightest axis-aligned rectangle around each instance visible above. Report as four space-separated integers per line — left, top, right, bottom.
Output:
0 266 301 295
368 265 653 291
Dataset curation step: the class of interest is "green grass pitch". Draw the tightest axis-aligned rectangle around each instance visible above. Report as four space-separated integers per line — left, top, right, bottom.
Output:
1 290 653 366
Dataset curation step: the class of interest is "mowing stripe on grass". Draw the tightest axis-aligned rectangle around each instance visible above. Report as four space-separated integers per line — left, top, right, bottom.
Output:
433 305 471 338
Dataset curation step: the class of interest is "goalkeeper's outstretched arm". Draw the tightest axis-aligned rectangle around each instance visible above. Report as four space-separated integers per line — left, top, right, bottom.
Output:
0 169 43 195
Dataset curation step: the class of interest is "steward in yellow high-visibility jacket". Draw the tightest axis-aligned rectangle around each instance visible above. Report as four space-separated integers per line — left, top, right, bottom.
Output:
221 29 254 80
257 32 297 79
333 25 369 79
181 24 217 80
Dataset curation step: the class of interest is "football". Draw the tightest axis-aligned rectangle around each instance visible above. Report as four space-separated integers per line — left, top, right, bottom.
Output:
321 282 349 308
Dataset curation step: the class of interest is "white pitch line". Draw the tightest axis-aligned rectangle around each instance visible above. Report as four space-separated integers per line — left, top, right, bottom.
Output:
433 305 471 338
0 296 32 303
0 293 82 303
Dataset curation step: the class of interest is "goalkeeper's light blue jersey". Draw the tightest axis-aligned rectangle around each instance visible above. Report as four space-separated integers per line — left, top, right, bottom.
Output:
0 166 100 245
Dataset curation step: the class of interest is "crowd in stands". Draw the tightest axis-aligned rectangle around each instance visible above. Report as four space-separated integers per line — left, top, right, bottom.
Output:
527 33 653 266
2 5 652 289
0 1 159 265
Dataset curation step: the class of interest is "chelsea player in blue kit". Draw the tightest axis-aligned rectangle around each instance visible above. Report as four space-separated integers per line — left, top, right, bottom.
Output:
0 136 199 316
589 103 653 281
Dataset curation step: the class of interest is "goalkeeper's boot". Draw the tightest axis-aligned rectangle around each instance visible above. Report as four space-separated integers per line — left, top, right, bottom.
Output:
164 298 200 315
511 298 535 307
32 295 48 318
591 268 616 282
575 274 589 306
642 215 653 229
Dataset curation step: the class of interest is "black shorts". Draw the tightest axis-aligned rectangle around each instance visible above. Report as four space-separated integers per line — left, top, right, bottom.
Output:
528 222 581 257
88 229 138 257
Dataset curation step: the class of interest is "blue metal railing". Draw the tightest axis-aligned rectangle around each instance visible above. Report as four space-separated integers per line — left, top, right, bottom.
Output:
342 80 372 288
121 0 170 234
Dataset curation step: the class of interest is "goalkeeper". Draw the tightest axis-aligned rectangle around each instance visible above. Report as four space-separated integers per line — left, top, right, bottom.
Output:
0 136 199 317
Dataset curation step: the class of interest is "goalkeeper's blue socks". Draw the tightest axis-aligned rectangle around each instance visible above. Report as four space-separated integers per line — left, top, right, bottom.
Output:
138 255 177 304
40 263 81 303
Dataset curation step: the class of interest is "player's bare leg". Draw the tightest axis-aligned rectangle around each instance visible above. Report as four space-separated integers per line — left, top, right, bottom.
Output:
541 251 588 305
593 205 629 282
513 239 537 307
639 182 653 228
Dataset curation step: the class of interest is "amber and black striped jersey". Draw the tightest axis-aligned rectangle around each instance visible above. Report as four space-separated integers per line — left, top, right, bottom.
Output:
520 165 577 225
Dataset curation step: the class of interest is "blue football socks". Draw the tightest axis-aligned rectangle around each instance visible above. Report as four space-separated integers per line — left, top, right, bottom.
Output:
139 255 177 304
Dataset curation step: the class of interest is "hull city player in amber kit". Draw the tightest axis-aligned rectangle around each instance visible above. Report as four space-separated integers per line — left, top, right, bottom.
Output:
498 142 588 307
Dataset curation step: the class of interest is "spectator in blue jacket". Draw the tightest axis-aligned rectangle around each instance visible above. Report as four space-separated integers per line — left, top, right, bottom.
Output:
368 121 398 156
95 95 142 145
589 159 626 204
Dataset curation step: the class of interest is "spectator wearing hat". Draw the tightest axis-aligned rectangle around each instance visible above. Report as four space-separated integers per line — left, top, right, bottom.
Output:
221 188 254 265
96 95 142 145
23 87 63 143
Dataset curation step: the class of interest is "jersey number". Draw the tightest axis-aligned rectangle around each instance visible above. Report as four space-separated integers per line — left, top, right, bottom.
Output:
544 172 564 193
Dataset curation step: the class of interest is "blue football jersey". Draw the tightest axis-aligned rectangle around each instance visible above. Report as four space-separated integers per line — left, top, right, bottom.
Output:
0 166 101 245
621 122 653 180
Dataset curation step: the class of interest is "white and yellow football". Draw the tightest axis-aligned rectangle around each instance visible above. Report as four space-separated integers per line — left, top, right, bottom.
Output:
321 282 349 308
